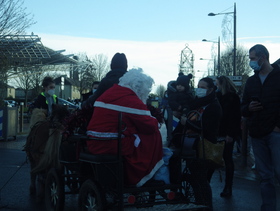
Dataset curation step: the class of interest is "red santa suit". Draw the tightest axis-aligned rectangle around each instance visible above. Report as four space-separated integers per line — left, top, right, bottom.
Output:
87 84 164 187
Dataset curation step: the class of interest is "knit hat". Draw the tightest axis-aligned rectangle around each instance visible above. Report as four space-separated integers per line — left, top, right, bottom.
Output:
176 73 193 90
110 53 128 70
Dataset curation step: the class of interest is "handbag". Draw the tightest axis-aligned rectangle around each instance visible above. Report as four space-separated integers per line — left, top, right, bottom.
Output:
197 138 225 168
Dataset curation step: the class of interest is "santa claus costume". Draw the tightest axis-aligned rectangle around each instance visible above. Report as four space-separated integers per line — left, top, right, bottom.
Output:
87 70 164 187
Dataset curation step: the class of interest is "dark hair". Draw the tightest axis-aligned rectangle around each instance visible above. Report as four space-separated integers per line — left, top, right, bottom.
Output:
249 44 269 61
199 77 215 89
42 76 54 88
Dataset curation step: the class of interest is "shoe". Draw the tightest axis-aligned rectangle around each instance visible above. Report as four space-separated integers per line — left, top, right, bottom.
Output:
220 187 232 197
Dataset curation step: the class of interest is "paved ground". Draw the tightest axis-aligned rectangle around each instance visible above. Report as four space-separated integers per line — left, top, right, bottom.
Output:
1 122 279 211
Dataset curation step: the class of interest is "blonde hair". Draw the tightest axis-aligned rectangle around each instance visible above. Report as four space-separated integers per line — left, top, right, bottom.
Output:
216 76 237 95
119 68 154 104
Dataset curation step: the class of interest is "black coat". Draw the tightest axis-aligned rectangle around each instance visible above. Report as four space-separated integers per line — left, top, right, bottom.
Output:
172 91 222 145
241 64 280 138
82 68 127 109
167 81 194 112
217 92 241 138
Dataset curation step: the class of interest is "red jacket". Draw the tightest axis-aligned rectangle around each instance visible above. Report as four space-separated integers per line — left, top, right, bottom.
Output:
87 84 163 187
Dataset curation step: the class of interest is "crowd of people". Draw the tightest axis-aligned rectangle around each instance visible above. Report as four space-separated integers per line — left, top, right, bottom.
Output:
29 44 279 211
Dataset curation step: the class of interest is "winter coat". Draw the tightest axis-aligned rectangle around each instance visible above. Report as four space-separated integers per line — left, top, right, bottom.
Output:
217 91 241 138
82 68 127 109
167 81 194 112
171 91 222 147
86 84 164 187
241 64 280 138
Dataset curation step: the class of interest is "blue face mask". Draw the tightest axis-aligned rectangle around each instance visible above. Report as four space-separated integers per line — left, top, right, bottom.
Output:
195 88 207 98
249 57 263 71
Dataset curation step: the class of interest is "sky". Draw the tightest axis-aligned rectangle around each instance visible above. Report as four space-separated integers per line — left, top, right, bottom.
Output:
23 0 280 90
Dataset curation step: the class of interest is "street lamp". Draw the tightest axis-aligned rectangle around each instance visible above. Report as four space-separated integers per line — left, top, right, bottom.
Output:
202 37 220 76
208 3 236 76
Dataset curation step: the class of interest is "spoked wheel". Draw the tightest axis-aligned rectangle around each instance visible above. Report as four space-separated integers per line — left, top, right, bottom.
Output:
45 168 65 211
182 175 195 203
78 179 104 211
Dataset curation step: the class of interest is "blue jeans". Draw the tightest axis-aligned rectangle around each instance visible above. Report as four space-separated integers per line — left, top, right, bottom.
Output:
251 131 280 211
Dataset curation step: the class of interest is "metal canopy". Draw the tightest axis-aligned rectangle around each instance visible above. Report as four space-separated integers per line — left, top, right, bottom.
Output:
0 35 78 67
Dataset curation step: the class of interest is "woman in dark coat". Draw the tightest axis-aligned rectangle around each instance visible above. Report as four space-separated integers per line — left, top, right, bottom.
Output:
214 76 241 197
170 77 222 210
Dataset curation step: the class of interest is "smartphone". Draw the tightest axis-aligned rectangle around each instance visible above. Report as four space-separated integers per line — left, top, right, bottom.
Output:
251 96 260 102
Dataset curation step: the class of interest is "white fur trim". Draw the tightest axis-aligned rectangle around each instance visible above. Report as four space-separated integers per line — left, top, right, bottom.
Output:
136 159 164 187
94 101 151 116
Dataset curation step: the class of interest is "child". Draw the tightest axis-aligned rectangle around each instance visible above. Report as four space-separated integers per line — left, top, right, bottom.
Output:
167 73 194 118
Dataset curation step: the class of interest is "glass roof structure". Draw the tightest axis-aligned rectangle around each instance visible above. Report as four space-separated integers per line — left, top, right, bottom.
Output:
0 35 78 67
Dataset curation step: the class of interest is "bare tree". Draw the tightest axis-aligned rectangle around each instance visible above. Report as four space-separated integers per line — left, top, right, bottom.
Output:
89 54 110 81
0 0 36 36
78 53 110 94
155 84 166 99
219 45 251 93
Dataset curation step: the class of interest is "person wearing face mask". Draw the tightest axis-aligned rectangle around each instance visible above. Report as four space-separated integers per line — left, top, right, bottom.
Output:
241 44 280 211
208 76 241 198
81 81 100 102
169 77 222 210
34 76 58 117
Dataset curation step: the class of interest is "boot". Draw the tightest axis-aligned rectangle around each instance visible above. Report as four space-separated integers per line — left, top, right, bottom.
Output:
220 186 232 197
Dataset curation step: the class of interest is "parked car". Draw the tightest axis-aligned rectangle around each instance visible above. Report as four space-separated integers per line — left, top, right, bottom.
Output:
57 98 79 111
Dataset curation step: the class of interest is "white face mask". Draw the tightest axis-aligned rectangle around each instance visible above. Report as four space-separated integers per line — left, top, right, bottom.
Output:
195 88 207 98
47 89 55 96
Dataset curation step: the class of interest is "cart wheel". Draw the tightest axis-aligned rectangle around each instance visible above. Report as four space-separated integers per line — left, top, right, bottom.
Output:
45 168 65 211
78 179 104 211
182 173 196 203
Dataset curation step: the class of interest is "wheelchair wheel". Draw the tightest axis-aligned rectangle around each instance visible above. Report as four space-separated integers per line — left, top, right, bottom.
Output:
182 175 196 203
45 168 65 211
78 179 104 211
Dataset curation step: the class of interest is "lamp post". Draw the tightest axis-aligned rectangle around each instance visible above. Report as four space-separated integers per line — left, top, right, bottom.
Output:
202 36 220 76
208 3 236 76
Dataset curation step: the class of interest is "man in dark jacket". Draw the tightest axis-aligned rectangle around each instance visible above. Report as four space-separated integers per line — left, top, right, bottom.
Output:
241 44 280 211
82 53 128 109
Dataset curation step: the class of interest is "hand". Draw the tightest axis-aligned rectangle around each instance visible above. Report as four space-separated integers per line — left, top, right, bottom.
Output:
249 101 263 112
180 115 187 125
225 135 234 143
